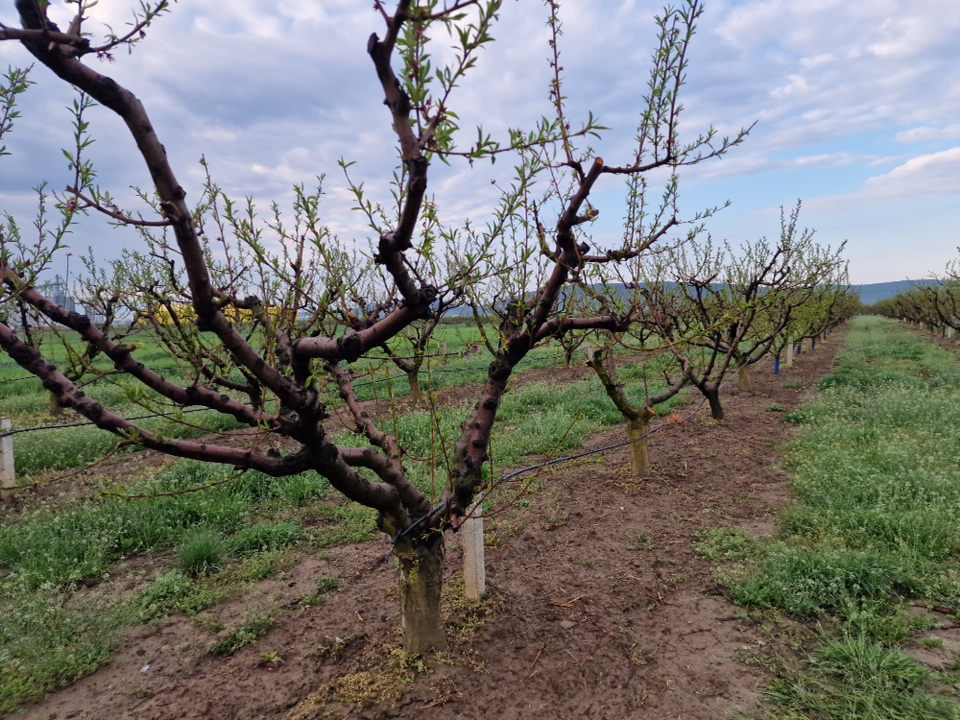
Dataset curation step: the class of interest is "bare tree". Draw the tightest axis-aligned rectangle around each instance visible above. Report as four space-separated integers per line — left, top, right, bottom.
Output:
587 344 691 477
917 256 960 334
647 205 847 419
0 0 748 652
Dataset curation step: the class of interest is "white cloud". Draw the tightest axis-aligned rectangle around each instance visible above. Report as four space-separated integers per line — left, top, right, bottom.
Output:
683 150 878 185
864 147 960 197
896 125 960 143
693 0 960 153
806 148 960 211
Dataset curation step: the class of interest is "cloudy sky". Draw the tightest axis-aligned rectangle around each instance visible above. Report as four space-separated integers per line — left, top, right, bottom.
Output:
1 0 958 285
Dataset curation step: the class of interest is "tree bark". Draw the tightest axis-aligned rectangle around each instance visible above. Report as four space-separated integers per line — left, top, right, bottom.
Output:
397 533 446 654
408 371 424 403
705 387 725 420
738 365 752 392
587 350 691 478
627 416 650 476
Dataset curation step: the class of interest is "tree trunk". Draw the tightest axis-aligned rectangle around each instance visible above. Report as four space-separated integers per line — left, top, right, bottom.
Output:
408 371 424 403
704 387 724 421
627 416 650 477
397 533 446 654
49 392 64 417
738 365 752 392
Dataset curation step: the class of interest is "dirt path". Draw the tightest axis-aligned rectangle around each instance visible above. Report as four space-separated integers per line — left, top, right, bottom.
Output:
18 331 846 720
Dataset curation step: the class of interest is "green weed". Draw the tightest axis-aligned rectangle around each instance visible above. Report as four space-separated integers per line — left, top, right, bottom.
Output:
695 528 755 563
762 635 958 720
731 546 902 619
0 583 124 714
134 571 219 620
228 521 302 556
178 531 226 576
316 578 339 594
208 613 276 655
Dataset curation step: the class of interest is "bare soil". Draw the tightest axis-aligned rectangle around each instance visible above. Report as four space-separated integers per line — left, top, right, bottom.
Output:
14 331 846 720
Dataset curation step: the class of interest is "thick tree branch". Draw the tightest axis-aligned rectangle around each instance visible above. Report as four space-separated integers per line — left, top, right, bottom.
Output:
533 314 625 344
0 25 88 51
1 263 270 427
0 320 303 474
0 317 403 517
329 362 431 518
293 301 428 362
14 34 311 413
367 1 434 307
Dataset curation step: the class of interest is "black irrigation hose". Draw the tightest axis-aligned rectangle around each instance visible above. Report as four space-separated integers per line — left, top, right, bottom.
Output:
0 357 562 436
0 353 566 389
389 368 747 548
0 349 592 445
346 352 566 389
7 347 764 553
0 354 567 436
0 406 221 437
348 367 480 390
0 376 36 385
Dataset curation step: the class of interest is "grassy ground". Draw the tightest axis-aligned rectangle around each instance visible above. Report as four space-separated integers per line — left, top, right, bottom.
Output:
0 460 335 712
707 317 960 719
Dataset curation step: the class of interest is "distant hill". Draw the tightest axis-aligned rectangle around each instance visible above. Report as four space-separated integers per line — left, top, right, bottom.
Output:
855 279 938 306
447 279 939 315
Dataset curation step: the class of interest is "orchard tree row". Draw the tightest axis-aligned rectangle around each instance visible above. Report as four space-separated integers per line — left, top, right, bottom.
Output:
582 211 857 476
872 254 960 334
0 0 852 652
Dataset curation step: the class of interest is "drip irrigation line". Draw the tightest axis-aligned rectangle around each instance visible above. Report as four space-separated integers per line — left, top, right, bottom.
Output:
348 366 483 390
389 368 747 549
346 353 566 389
0 351 567 393
390 501 449 550
0 406 219 437
0 345 641 447
0 353 567 436
355 351 464 362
